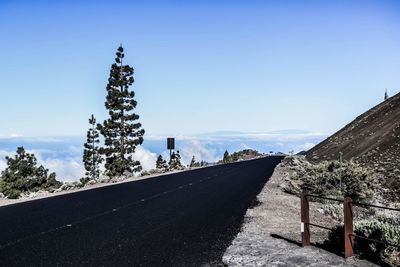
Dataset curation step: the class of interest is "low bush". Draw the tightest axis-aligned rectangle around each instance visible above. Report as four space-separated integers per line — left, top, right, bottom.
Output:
80 177 91 185
280 156 378 203
141 169 166 177
0 147 62 199
384 176 400 202
324 219 400 266
321 203 343 221
2 188 21 199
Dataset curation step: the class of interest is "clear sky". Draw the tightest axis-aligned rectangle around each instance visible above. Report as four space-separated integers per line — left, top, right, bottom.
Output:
1 0 399 137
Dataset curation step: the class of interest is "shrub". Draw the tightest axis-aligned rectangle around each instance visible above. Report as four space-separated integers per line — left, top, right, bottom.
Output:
3 188 22 199
156 155 169 171
42 172 62 190
321 203 343 221
384 176 400 202
55 182 82 192
280 156 378 202
324 220 400 266
169 151 184 170
140 170 150 177
80 177 91 185
141 169 166 177
0 147 62 198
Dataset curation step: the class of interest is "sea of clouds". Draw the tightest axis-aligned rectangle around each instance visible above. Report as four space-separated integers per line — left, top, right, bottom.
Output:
0 131 326 182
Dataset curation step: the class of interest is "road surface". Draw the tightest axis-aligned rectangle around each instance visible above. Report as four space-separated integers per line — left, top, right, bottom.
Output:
0 156 283 266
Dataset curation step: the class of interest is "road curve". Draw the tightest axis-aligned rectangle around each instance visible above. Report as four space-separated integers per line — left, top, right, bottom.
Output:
0 156 283 266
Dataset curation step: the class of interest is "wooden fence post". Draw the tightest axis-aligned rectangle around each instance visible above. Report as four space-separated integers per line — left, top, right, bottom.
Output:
344 197 354 258
301 192 310 246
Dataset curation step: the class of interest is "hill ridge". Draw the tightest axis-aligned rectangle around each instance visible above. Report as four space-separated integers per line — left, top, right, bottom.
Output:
306 92 400 194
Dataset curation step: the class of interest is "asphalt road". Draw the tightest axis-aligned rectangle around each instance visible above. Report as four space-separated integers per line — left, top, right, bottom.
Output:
0 156 283 266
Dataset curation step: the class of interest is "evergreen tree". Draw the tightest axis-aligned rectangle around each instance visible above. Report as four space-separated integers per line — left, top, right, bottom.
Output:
98 45 145 176
231 152 239 162
384 88 389 100
156 155 168 170
169 151 184 170
82 114 103 183
0 147 61 199
190 155 196 167
189 155 200 167
222 150 231 163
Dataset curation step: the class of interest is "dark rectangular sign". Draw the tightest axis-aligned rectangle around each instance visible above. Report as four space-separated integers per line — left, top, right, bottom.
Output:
167 137 175 150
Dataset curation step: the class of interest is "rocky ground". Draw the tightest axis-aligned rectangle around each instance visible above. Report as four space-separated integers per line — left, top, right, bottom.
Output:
231 149 264 161
222 163 377 267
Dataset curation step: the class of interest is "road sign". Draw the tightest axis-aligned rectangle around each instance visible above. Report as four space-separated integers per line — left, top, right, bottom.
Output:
167 138 175 150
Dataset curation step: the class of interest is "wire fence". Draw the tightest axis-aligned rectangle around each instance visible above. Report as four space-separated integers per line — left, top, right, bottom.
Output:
300 192 400 258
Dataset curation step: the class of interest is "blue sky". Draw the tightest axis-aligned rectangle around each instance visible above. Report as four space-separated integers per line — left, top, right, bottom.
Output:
0 0 400 137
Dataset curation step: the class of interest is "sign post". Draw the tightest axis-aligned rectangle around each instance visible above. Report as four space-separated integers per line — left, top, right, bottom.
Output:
167 137 175 161
301 192 310 246
339 152 343 192
344 197 354 258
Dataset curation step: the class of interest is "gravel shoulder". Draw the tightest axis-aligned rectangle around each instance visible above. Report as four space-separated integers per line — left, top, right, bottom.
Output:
222 163 377 267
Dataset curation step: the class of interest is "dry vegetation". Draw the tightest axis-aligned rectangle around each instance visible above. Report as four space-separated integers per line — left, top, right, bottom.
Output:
307 92 400 202
280 156 399 266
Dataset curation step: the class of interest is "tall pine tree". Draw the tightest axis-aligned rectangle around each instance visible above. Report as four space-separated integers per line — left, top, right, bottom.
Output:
98 45 145 176
82 114 103 183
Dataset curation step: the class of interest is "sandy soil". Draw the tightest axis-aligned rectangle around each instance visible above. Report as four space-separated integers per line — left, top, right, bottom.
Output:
222 163 377 267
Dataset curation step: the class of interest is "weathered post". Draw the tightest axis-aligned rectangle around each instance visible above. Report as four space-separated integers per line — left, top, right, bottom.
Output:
344 197 354 258
301 192 310 246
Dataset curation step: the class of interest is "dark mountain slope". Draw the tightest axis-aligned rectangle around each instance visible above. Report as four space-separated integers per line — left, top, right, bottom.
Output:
306 92 400 197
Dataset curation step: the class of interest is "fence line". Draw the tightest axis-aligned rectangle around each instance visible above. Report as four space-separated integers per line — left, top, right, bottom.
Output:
300 192 400 258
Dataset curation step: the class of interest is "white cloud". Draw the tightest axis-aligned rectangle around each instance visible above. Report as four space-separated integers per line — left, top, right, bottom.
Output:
295 142 316 152
0 136 71 143
41 158 84 182
240 143 252 150
9 133 23 138
179 140 219 165
0 150 13 172
28 149 84 182
0 131 325 182
146 131 327 142
0 146 160 183
239 133 326 142
0 149 84 182
132 146 157 171
68 145 82 154
275 142 284 147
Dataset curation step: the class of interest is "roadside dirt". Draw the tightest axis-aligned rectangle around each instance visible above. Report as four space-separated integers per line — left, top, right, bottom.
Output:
222 163 377 266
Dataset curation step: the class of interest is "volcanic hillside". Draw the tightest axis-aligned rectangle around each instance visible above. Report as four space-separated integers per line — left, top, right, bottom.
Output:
306 92 400 192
